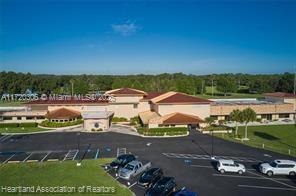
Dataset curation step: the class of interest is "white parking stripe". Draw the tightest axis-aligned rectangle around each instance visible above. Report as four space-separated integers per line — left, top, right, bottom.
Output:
3 154 15 164
41 152 51 162
22 153 34 162
62 150 71 161
247 171 296 189
238 184 296 191
191 164 213 168
72 150 79 160
0 135 13 142
213 174 292 181
128 182 137 189
162 153 260 162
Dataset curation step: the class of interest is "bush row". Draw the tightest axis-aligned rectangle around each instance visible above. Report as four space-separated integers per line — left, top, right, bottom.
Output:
137 127 188 136
203 125 231 131
112 117 128 122
0 122 38 128
39 119 83 128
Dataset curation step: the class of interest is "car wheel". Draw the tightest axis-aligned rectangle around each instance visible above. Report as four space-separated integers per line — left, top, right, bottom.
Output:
238 170 243 175
267 171 273 177
220 169 225 174
289 171 296 176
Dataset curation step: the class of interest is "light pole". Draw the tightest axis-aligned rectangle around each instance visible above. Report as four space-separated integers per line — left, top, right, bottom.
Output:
77 132 80 150
211 130 214 159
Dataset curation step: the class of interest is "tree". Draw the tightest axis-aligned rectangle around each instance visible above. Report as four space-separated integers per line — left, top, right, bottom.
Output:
216 77 238 96
229 109 242 137
241 108 257 140
205 117 215 129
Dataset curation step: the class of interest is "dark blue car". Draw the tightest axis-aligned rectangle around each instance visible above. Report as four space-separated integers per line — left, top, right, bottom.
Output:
145 177 177 196
173 187 198 196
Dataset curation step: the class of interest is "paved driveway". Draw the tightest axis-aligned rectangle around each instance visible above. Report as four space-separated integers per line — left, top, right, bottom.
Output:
0 131 295 196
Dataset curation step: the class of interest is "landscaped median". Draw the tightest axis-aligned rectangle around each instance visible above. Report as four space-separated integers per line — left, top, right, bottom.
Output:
0 159 132 196
137 127 188 137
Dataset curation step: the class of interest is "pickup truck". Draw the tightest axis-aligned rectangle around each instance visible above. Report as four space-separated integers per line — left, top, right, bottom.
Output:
105 154 136 171
118 160 152 180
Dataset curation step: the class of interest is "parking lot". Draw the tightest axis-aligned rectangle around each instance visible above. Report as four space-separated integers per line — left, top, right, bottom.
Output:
0 131 295 196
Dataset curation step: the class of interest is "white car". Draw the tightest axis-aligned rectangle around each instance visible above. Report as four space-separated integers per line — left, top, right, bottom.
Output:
217 159 246 174
259 159 296 177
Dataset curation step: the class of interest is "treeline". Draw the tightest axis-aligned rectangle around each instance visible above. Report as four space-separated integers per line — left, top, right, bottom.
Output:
0 71 294 95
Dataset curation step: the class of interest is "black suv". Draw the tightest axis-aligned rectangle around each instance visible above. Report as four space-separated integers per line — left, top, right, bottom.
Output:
138 168 163 188
109 154 136 170
145 177 177 196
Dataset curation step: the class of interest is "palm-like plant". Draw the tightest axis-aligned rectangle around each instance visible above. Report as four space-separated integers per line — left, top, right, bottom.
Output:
241 108 257 140
205 117 215 130
229 109 242 137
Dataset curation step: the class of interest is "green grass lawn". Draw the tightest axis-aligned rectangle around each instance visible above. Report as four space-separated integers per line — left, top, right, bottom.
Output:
0 159 132 196
214 125 296 157
196 86 263 99
0 127 49 134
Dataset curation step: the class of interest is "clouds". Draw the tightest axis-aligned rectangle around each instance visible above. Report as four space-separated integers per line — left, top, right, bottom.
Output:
111 21 141 36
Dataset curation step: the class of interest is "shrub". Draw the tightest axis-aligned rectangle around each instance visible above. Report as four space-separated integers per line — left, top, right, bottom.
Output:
138 127 188 136
130 116 140 125
0 123 19 128
112 117 128 122
40 119 83 128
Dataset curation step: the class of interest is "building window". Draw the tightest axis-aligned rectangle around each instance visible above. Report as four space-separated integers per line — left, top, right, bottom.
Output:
26 116 34 120
36 116 45 120
261 114 272 120
279 113 290 118
3 117 12 120
133 104 138 109
17 117 22 120
211 116 218 120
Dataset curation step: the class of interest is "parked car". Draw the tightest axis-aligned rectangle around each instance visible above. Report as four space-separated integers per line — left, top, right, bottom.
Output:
118 160 152 180
138 168 163 188
217 159 246 174
106 154 136 170
259 159 296 176
145 177 177 196
173 187 198 196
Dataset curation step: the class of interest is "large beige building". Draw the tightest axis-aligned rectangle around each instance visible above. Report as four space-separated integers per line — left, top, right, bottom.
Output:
0 88 295 131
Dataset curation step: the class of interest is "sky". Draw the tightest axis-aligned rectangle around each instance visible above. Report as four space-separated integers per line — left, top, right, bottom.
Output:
0 0 296 75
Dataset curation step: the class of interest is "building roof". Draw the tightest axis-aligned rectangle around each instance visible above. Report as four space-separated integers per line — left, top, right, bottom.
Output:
0 110 47 117
25 99 109 105
45 108 81 119
105 88 147 96
138 110 161 124
141 92 166 101
81 111 114 119
151 92 212 104
264 92 296 98
149 112 205 125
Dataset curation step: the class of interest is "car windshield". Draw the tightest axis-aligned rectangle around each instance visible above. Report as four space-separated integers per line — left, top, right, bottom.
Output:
269 161 278 167
113 158 123 164
125 164 134 170
141 172 152 180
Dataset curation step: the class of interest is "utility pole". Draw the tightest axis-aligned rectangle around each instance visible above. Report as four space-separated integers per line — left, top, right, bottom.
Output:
70 80 74 97
211 78 214 97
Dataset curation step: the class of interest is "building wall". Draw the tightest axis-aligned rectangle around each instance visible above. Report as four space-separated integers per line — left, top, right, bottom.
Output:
283 98 296 111
155 104 210 119
113 96 143 103
0 117 44 123
210 103 294 116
